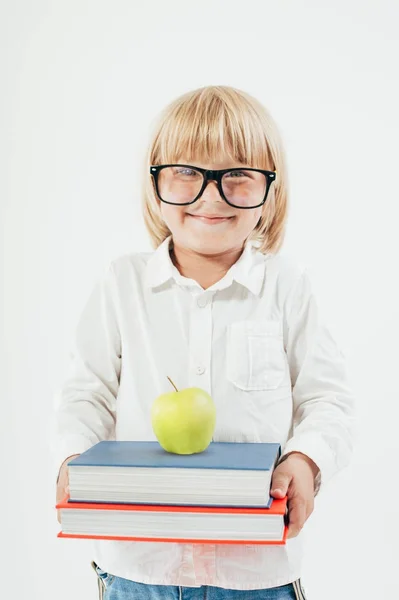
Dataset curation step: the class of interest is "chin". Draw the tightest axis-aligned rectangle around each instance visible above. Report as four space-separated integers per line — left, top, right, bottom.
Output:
186 236 235 255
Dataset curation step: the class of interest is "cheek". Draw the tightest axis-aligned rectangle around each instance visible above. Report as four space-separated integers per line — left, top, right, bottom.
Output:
253 208 263 226
160 205 185 231
236 208 263 231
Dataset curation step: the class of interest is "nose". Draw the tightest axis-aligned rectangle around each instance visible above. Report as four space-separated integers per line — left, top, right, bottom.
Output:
200 180 223 202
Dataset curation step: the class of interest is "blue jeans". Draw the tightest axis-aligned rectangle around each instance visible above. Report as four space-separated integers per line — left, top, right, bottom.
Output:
92 562 306 600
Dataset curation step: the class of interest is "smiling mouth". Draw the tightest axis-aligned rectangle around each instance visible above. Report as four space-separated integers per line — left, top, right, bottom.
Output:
187 214 234 223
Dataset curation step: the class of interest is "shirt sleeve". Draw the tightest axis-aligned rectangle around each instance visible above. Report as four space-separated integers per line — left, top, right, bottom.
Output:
280 268 356 494
50 262 121 480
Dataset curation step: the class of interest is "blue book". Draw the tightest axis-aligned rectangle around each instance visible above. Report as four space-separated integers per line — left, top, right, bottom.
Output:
67 441 281 508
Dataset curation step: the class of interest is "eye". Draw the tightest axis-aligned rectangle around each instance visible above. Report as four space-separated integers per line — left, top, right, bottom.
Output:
225 170 249 178
174 167 199 177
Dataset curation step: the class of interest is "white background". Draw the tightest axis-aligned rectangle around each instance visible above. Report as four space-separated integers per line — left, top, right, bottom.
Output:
2 1 399 598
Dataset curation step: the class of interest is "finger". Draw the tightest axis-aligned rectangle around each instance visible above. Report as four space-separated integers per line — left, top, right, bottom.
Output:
286 496 307 539
56 466 69 497
270 471 291 497
56 482 67 503
56 486 68 525
306 498 314 519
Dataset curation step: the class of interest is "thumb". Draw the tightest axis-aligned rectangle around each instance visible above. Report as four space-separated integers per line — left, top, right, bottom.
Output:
270 468 291 497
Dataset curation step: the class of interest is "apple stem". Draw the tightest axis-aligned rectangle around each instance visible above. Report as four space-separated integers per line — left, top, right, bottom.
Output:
167 376 178 392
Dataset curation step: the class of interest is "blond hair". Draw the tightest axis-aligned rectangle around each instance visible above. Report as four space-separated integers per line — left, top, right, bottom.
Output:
142 86 289 254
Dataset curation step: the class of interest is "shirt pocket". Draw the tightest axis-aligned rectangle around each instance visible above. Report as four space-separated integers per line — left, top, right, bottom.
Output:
226 319 290 391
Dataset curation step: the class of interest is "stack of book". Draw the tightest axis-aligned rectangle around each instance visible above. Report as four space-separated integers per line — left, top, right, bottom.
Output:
56 440 288 544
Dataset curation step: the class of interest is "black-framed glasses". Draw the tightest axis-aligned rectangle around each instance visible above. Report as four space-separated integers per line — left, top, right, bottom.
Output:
150 164 276 209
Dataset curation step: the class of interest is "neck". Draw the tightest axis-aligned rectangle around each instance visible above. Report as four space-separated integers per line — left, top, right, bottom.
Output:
170 242 245 290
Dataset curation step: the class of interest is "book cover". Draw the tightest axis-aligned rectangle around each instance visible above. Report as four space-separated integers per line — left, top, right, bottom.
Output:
67 440 281 471
56 495 288 545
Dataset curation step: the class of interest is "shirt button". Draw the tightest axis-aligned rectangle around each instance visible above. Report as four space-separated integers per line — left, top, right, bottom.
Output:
197 296 208 308
196 366 206 375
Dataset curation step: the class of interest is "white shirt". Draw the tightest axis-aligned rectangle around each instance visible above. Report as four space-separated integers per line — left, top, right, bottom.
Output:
52 235 355 590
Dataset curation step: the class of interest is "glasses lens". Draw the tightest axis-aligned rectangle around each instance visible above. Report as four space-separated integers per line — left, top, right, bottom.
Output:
222 170 267 207
158 166 203 204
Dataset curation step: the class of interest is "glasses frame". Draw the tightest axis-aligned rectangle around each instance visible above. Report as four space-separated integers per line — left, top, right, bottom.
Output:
150 164 277 209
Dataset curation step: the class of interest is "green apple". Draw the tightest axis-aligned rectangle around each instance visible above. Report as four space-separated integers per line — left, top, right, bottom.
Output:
151 377 216 454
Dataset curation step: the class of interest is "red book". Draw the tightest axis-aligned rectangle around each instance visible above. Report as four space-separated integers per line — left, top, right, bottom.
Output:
56 495 288 545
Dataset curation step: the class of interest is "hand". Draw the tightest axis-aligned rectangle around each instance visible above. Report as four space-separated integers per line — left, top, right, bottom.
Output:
270 451 320 539
56 454 80 524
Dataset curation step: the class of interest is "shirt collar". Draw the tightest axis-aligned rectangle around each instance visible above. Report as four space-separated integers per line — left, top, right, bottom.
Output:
145 235 265 296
